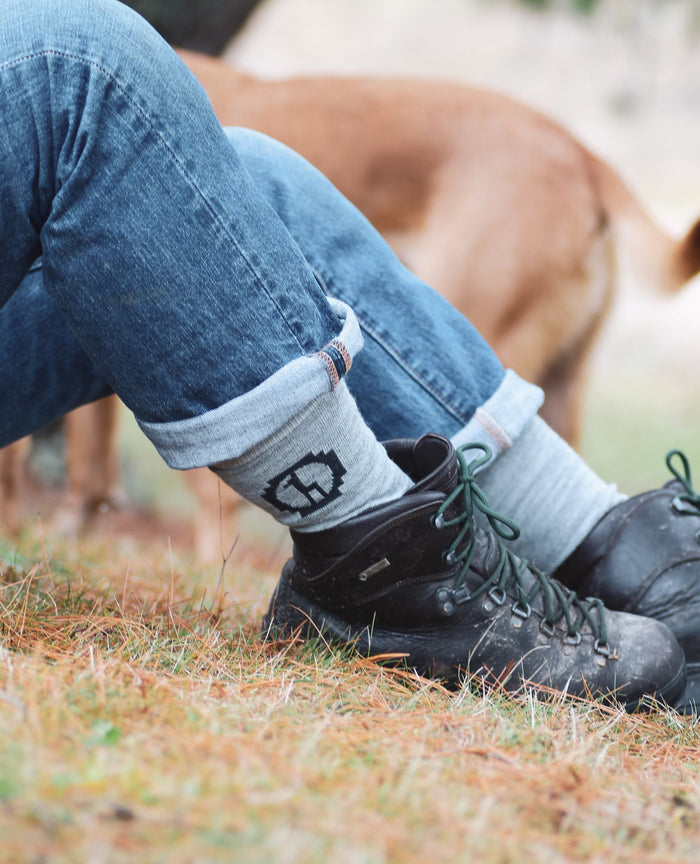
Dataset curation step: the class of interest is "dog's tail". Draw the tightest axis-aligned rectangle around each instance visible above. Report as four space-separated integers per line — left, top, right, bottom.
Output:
590 152 700 293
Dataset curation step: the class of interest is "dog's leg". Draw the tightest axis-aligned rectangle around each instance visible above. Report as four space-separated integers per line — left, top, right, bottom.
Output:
0 439 31 535
53 396 121 535
184 467 244 563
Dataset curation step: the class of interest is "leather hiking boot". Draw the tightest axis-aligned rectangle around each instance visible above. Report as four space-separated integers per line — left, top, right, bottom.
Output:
555 449 700 714
263 434 686 711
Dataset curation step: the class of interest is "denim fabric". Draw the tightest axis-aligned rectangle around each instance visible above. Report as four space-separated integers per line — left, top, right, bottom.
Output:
0 0 521 469
0 264 114 442
138 297 364 467
221 128 507 446
1 0 342 430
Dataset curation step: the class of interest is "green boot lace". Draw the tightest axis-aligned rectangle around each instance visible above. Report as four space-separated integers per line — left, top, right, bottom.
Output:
434 443 610 655
667 450 700 516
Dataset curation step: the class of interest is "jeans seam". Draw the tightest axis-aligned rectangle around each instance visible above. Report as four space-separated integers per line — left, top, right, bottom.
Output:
7 49 313 355
472 406 511 452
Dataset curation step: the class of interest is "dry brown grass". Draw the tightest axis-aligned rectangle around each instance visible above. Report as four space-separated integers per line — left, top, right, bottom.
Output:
2 520 700 864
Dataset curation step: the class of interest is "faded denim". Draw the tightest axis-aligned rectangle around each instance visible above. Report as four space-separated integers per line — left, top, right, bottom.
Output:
0 0 540 469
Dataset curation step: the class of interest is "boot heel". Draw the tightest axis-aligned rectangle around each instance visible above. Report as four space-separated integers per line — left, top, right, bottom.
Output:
262 567 325 638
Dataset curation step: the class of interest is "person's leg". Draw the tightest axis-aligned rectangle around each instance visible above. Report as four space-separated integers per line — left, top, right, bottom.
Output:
0 264 113 443
3 117 690 579
221 130 697 710
0 0 413 531
7 120 694 650
223 128 623 565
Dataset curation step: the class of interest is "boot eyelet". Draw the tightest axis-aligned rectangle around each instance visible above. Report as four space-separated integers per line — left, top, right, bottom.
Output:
594 639 611 658
563 632 582 647
671 495 698 516
487 586 506 606
540 620 556 637
436 587 460 615
443 549 457 566
431 512 446 530
511 601 531 620
452 585 470 604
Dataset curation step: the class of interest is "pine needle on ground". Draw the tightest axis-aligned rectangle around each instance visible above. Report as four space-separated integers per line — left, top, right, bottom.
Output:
1 524 700 864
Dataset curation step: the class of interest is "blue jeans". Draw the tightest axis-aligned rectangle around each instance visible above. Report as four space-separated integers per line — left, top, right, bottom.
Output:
0 0 539 469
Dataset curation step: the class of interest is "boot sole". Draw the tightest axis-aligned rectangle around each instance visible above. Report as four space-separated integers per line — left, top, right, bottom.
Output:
626 662 688 715
672 663 700 714
263 576 688 714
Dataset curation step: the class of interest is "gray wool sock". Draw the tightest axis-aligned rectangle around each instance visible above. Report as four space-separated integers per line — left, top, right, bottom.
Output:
212 380 412 531
468 415 626 571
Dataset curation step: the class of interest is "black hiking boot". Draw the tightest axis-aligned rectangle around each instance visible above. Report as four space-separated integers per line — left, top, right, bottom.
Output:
263 434 686 711
555 449 700 713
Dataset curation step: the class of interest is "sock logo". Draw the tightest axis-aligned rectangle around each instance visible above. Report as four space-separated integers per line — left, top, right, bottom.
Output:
262 450 347 516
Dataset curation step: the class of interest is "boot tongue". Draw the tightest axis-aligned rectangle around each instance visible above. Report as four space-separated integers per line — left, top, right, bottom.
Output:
407 434 459 496
467 526 561 619
468 528 500 576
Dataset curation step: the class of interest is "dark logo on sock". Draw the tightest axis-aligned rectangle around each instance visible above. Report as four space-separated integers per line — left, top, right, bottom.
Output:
262 450 347 516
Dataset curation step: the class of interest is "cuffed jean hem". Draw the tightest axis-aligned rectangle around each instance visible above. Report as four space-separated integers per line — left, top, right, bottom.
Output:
450 369 544 467
137 298 363 469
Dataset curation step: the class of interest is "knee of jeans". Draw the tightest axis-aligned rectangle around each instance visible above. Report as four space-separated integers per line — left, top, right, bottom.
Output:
4 0 173 86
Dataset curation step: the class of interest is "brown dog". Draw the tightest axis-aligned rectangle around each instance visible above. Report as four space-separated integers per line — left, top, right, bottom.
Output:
2 51 699 559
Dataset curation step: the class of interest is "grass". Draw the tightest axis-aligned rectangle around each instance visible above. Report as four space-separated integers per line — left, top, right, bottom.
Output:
2 511 700 863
